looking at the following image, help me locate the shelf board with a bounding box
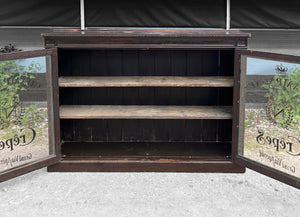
[60,105,232,119]
[59,76,234,87]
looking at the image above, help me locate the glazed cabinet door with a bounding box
[0,49,59,182]
[233,50,300,189]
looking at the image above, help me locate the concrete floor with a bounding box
[0,168,299,217]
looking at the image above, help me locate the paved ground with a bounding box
[0,168,299,217]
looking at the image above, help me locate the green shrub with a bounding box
[262,66,300,129]
[0,60,41,129]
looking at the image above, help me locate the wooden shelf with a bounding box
[60,105,232,119]
[59,76,234,87]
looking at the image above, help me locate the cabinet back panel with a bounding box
[61,142,231,157]
[219,50,234,76]
[58,48,234,158]
[59,87,233,105]
[58,49,234,76]
[60,119,232,142]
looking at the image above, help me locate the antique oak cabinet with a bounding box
[0,29,299,189]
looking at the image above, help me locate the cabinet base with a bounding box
[48,159,245,173]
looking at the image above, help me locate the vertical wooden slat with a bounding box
[107,50,122,75]
[58,50,72,76]
[123,50,139,76]
[220,50,234,76]
[106,120,123,141]
[138,87,155,105]
[142,120,156,141]
[155,50,171,75]
[98,87,109,105]
[153,120,169,141]
[219,87,233,105]
[72,50,90,76]
[170,88,186,105]
[90,50,107,75]
[123,120,143,141]
[122,87,138,105]
[107,87,124,105]
[218,120,232,142]
[186,87,216,105]
[155,87,170,105]
[171,50,187,76]
[74,120,91,141]
[90,120,107,142]
[171,50,186,107]
[202,51,219,75]
[187,50,203,76]
[201,120,218,141]
[139,50,155,76]
[60,119,74,141]
[184,120,202,142]
[168,120,186,141]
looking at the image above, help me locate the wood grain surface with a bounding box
[59,76,234,87]
[60,105,232,119]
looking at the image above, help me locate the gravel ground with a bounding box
[0,168,299,217]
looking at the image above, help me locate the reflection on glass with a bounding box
[0,57,50,172]
[241,56,300,178]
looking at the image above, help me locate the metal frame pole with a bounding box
[226,0,230,30]
[80,0,85,30]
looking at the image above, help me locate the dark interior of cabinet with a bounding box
[58,49,234,160]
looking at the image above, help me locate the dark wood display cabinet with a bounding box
[0,29,299,189]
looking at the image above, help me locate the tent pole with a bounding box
[80,0,85,30]
[226,0,230,30]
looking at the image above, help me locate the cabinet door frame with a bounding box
[0,48,60,183]
[233,49,300,189]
